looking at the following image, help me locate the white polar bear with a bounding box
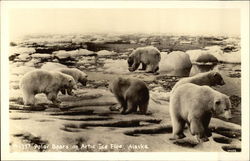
[127,46,161,73]
[20,69,77,106]
[109,77,149,115]
[169,83,232,143]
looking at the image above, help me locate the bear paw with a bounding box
[195,135,209,143]
[169,133,186,140]
[52,99,61,106]
[128,67,136,72]
[121,110,130,115]
[109,104,122,111]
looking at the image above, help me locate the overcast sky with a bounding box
[9,8,240,39]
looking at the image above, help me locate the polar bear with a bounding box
[127,46,161,73]
[56,68,88,95]
[171,71,225,92]
[20,69,77,106]
[169,83,232,143]
[109,77,149,115]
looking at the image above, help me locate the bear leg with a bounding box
[190,118,209,143]
[146,64,157,73]
[145,65,153,73]
[129,62,140,72]
[170,117,186,140]
[47,92,61,106]
[139,63,147,70]
[124,100,137,114]
[66,88,74,96]
[154,66,159,73]
[139,102,148,115]
[202,113,212,137]
[115,96,127,114]
[22,90,35,106]
[60,89,66,95]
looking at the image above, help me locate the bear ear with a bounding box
[211,71,217,77]
[117,77,127,85]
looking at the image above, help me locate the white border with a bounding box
[1,1,249,161]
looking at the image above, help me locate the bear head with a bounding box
[213,95,232,120]
[209,71,225,86]
[127,56,134,67]
[79,78,87,86]
[127,54,140,72]
[79,73,88,86]
[109,77,130,93]
[66,76,77,90]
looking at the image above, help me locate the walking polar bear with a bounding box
[127,46,161,73]
[109,77,149,115]
[169,83,232,143]
[20,69,77,106]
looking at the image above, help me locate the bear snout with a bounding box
[224,110,232,120]
[220,79,225,85]
[73,84,77,90]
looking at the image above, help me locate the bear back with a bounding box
[171,83,231,115]
[172,71,225,92]
[51,71,77,88]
